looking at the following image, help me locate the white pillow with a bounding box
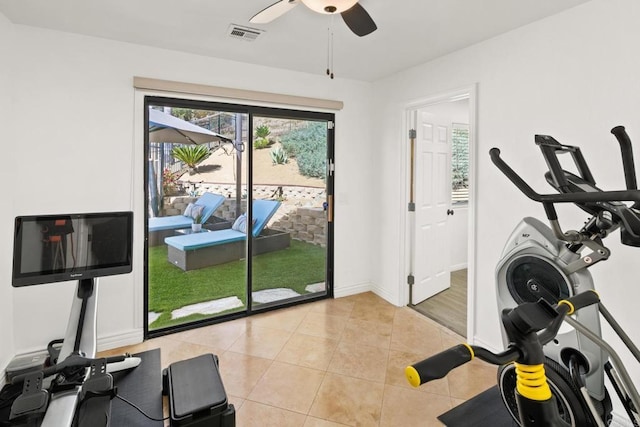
[231,213,248,233]
[184,203,204,221]
[183,202,195,217]
[231,213,256,233]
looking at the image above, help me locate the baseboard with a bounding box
[333,281,372,299]
[370,282,402,306]
[450,263,467,271]
[96,329,144,352]
[334,281,402,307]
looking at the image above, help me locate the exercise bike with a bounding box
[407,126,640,426]
[4,278,142,427]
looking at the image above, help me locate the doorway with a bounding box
[405,88,475,338]
[144,97,334,336]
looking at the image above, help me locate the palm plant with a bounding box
[171,145,211,175]
[255,125,271,139]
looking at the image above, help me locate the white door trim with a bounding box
[398,84,478,341]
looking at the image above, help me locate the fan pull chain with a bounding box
[326,26,331,77]
[330,30,334,79]
[326,15,335,79]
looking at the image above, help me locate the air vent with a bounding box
[227,24,264,42]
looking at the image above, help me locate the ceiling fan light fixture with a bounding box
[300,0,358,14]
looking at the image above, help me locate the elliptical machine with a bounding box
[492,126,640,426]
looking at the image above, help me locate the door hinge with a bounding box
[327,121,335,130]
[407,274,415,285]
[328,160,335,176]
[409,129,416,139]
[408,203,415,212]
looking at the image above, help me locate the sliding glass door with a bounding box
[144,97,333,336]
[249,115,332,310]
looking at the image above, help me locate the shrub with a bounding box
[280,122,327,179]
[296,144,325,178]
[162,168,179,195]
[171,145,211,174]
[270,146,288,165]
[254,137,270,149]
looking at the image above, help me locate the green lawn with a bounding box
[148,239,326,329]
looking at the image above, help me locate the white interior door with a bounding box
[411,108,452,304]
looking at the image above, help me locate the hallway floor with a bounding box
[412,269,468,337]
[99,292,496,426]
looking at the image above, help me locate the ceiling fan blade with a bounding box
[250,0,299,24]
[341,3,377,37]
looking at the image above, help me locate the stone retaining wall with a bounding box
[273,206,327,247]
[184,183,326,205]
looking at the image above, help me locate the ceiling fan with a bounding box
[250,0,377,37]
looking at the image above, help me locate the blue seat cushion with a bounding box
[164,199,282,251]
[149,215,193,232]
[165,229,246,251]
[148,192,225,232]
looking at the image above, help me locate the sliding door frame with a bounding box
[144,96,335,338]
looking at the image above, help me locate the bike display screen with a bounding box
[12,211,133,287]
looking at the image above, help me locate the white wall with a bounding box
[373,0,640,366]
[0,12,15,378]
[418,99,469,125]
[4,22,374,355]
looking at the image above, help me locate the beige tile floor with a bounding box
[99,292,497,426]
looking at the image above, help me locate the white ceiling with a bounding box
[0,0,591,82]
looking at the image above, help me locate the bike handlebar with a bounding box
[489,148,640,204]
[10,354,126,385]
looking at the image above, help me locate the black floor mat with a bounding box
[110,349,164,426]
[438,386,518,427]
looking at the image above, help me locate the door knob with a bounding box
[447,209,454,216]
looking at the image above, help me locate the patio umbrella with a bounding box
[148,159,160,217]
[148,108,231,144]
[148,108,232,217]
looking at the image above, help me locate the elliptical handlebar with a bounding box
[405,343,519,388]
[611,126,638,191]
[489,147,640,205]
[492,127,640,246]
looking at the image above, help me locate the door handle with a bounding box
[447,209,454,216]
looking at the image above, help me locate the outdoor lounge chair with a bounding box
[164,199,290,271]
[148,192,226,246]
